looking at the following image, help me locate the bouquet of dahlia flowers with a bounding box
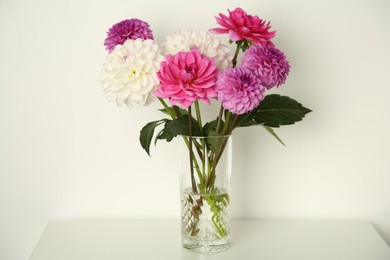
[100,7,311,245]
[101,7,311,148]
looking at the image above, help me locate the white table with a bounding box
[29,220,390,260]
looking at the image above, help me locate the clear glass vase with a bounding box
[179,135,232,252]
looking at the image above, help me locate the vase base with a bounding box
[182,237,229,253]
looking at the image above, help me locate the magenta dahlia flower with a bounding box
[241,45,290,89]
[154,49,218,109]
[216,67,265,115]
[209,7,275,46]
[104,18,154,52]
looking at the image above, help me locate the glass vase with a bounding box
[179,135,232,252]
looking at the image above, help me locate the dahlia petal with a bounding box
[130,78,141,91]
[164,87,181,95]
[104,19,154,52]
[228,30,243,41]
[205,88,217,97]
[162,30,232,70]
[241,45,290,89]
[181,100,193,109]
[124,98,134,109]
[184,90,195,96]
[193,78,215,89]
[235,18,245,26]
[100,39,162,108]
[155,48,218,108]
[116,87,131,106]
[201,64,218,78]
[199,98,211,105]
[169,98,181,106]
[131,93,143,101]
[211,8,275,45]
[215,14,232,27]
[215,67,265,115]
[153,88,165,98]
[186,51,196,65]
[196,59,212,76]
[239,26,251,35]
[209,28,229,34]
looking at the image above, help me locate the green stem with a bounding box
[206,111,233,190]
[186,40,243,240]
[207,114,238,190]
[214,116,238,167]
[207,42,241,184]
[159,99,204,192]
[194,101,209,182]
[188,106,197,194]
[232,41,242,68]
[227,114,239,135]
[212,115,239,179]
[158,98,176,119]
[221,111,232,135]
[194,101,203,134]
[215,105,224,134]
[172,106,181,118]
[202,141,207,182]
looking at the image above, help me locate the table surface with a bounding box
[29,219,390,260]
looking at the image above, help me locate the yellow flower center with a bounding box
[129,67,140,79]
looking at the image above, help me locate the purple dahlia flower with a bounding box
[104,18,154,52]
[216,67,265,115]
[241,45,290,89]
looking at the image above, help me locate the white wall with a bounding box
[1,0,389,259]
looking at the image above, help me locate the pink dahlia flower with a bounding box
[216,67,265,115]
[210,7,275,46]
[241,45,290,89]
[154,49,218,109]
[104,18,154,53]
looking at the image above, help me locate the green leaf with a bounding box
[254,94,312,127]
[206,130,221,153]
[154,129,164,146]
[203,119,225,135]
[238,120,258,127]
[203,120,216,135]
[241,40,251,52]
[159,105,188,117]
[263,125,286,146]
[235,39,251,52]
[139,120,166,156]
[154,128,175,146]
[236,110,258,128]
[163,115,202,137]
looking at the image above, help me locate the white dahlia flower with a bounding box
[100,39,164,108]
[161,30,232,70]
